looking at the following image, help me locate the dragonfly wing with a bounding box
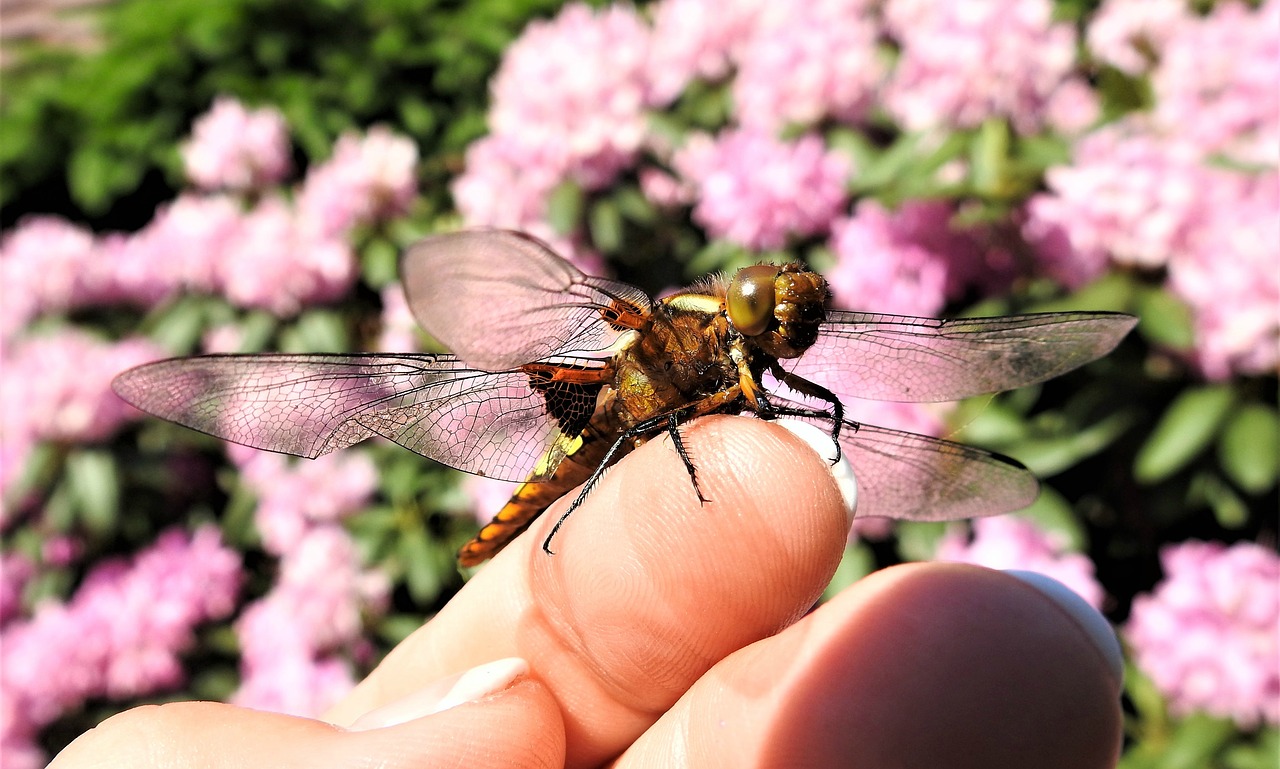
[840,422,1040,522]
[400,229,652,371]
[788,311,1137,403]
[112,353,603,482]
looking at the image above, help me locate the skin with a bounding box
[49,416,1123,769]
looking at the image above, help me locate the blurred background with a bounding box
[1,0,1276,766]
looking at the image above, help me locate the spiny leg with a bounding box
[762,364,847,462]
[541,406,718,556]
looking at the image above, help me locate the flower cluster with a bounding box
[181,97,292,192]
[1025,0,1278,378]
[221,445,385,716]
[1125,541,1279,728]
[232,526,388,717]
[453,3,654,234]
[673,129,850,250]
[1,330,165,510]
[731,0,882,132]
[229,445,379,556]
[1,99,419,339]
[827,199,1007,317]
[0,527,241,768]
[882,0,1087,134]
[935,515,1105,609]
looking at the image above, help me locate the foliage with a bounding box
[1,0,1276,766]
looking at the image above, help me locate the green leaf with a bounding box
[361,237,401,288]
[1134,385,1236,484]
[280,310,349,353]
[822,543,875,601]
[1015,486,1085,550]
[546,180,584,236]
[1136,287,1195,350]
[1009,410,1137,477]
[66,450,120,534]
[399,526,441,603]
[588,198,624,254]
[147,295,217,354]
[1162,713,1235,769]
[1218,403,1279,494]
[895,520,951,562]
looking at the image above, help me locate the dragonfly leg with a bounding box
[542,399,731,556]
[760,364,847,463]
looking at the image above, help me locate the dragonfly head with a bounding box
[725,264,829,359]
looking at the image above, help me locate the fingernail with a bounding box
[350,657,528,730]
[1004,570,1124,687]
[774,419,858,523]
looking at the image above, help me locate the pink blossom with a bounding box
[1,331,165,509]
[232,447,378,556]
[0,551,34,627]
[217,196,357,317]
[378,283,421,353]
[1151,0,1280,166]
[464,475,521,527]
[0,217,98,340]
[452,134,564,230]
[0,526,241,764]
[732,0,883,132]
[454,2,653,228]
[673,129,850,250]
[181,97,292,192]
[1022,122,1218,280]
[1167,172,1280,379]
[297,126,419,238]
[1087,0,1190,75]
[826,199,1009,316]
[126,193,244,297]
[647,0,765,104]
[232,526,387,717]
[1126,540,1279,728]
[883,0,1079,134]
[936,516,1105,609]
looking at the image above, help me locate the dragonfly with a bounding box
[113,229,1137,566]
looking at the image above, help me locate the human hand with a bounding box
[51,416,1123,768]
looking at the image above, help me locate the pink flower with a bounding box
[452,134,564,230]
[883,0,1079,134]
[377,283,420,353]
[216,196,357,317]
[673,129,850,250]
[1,331,165,509]
[181,97,292,192]
[488,3,652,191]
[232,447,378,556]
[297,126,419,238]
[1022,122,1218,281]
[1167,172,1280,379]
[0,551,34,627]
[0,217,97,340]
[826,199,1009,316]
[1125,540,1279,728]
[0,526,241,764]
[647,0,765,104]
[1087,0,1190,75]
[1151,0,1280,166]
[232,526,387,717]
[127,193,244,297]
[732,0,883,132]
[935,516,1105,609]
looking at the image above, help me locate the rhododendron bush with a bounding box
[2,0,1276,765]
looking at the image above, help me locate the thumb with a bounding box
[51,659,564,769]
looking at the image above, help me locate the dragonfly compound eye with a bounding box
[726,264,780,337]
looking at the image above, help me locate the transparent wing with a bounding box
[400,229,652,371]
[787,311,1137,403]
[112,353,605,482]
[838,421,1039,521]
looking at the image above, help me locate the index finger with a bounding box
[326,415,851,767]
